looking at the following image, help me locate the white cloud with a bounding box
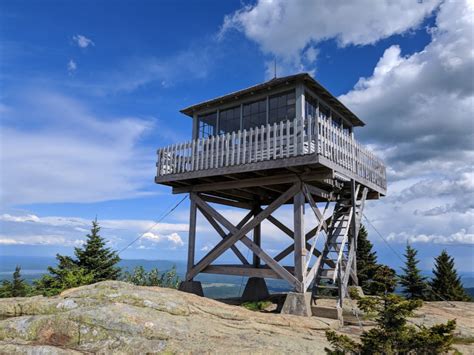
[220,0,440,75]
[140,232,184,248]
[332,0,474,252]
[0,212,187,250]
[388,229,474,245]
[72,34,94,48]
[67,59,77,74]
[0,234,84,246]
[0,89,155,205]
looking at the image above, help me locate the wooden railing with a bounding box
[156,117,387,190]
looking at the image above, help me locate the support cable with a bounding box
[117,195,188,256]
[362,213,456,307]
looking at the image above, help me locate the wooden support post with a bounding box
[350,179,358,284]
[186,193,197,280]
[293,190,306,292]
[253,207,261,268]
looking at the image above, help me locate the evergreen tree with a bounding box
[325,293,457,354]
[11,266,28,297]
[74,219,121,282]
[399,243,428,299]
[34,219,121,296]
[0,266,30,297]
[356,225,379,294]
[368,264,397,296]
[430,250,470,301]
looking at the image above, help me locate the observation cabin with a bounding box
[155,73,386,320]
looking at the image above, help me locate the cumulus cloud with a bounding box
[0,212,187,250]
[142,232,184,248]
[331,0,474,250]
[0,89,155,205]
[340,0,473,172]
[220,0,440,75]
[72,34,95,48]
[388,229,474,245]
[0,234,84,246]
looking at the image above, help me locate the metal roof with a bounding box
[180,73,365,127]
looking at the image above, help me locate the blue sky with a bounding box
[0,0,473,273]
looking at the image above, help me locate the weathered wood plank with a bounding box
[187,184,301,283]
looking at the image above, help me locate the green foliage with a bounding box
[399,243,428,300]
[0,266,31,298]
[356,225,397,296]
[429,250,470,301]
[242,300,272,311]
[34,266,95,296]
[34,219,120,296]
[325,293,457,354]
[74,219,121,282]
[121,266,180,289]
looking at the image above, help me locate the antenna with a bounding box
[274,58,277,79]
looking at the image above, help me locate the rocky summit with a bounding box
[0,281,335,354]
[0,281,473,354]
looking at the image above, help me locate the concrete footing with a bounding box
[241,277,270,302]
[280,292,312,317]
[178,280,204,296]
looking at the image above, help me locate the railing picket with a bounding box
[224,133,229,166]
[254,126,259,161]
[273,122,277,159]
[156,115,386,191]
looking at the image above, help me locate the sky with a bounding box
[0,0,473,273]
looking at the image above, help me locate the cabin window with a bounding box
[343,123,351,135]
[198,111,217,138]
[243,99,266,130]
[319,104,330,121]
[305,95,318,120]
[268,90,296,124]
[332,114,342,128]
[219,106,241,134]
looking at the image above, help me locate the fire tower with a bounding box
[155,73,386,319]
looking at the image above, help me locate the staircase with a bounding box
[310,181,368,321]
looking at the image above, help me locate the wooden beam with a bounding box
[253,207,261,267]
[197,205,250,265]
[202,264,280,279]
[186,193,197,280]
[305,184,333,201]
[172,171,331,194]
[293,191,306,292]
[303,184,329,233]
[199,194,253,209]
[188,184,301,286]
[267,214,294,238]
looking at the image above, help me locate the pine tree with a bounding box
[325,293,457,354]
[11,266,28,297]
[74,219,121,282]
[399,243,428,300]
[430,250,470,301]
[0,266,29,297]
[356,225,379,293]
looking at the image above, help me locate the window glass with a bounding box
[268,90,295,124]
[332,114,342,128]
[305,94,318,119]
[319,104,330,121]
[198,111,217,138]
[243,98,267,130]
[219,106,241,134]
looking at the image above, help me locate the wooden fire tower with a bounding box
[155,73,386,318]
